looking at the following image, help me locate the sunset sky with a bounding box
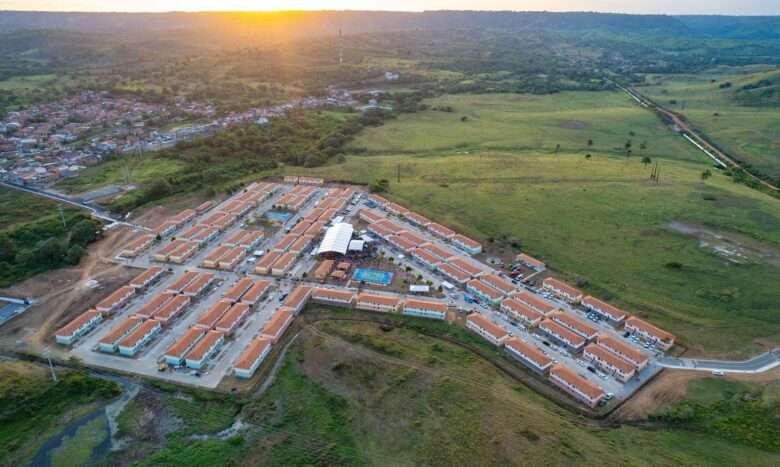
[1,1,779,15]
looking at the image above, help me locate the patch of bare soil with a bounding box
[613,367,780,422]
[559,119,590,130]
[0,228,141,355]
[610,370,698,422]
[128,194,219,229]
[666,221,780,267]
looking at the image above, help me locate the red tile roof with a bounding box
[56,309,100,338]
[404,298,448,313]
[539,319,586,347]
[582,296,627,321]
[234,337,272,371]
[584,344,636,374]
[313,287,355,302]
[166,327,206,359]
[597,334,648,366]
[505,337,552,368]
[550,364,604,400]
[186,330,224,361]
[466,279,503,300]
[100,316,142,346]
[626,317,675,343]
[466,313,508,340]
[514,291,557,315]
[357,292,401,307]
[543,277,583,299]
[550,311,598,338]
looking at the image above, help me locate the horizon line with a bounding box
[1,9,779,17]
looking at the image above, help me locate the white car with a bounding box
[711,370,725,376]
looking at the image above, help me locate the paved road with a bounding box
[617,84,779,193]
[658,348,780,374]
[0,181,147,230]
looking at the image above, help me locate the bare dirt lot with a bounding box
[612,367,780,422]
[0,226,141,356]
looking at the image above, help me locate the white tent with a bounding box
[316,223,354,256]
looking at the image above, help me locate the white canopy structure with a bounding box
[316,223,354,256]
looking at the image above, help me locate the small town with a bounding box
[0,88,358,186]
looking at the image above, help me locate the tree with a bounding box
[369,178,390,193]
[701,169,712,180]
[65,244,85,265]
[587,138,593,147]
[0,234,15,263]
[641,156,652,167]
[30,238,66,267]
[70,219,98,246]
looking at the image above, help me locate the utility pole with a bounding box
[58,205,67,229]
[42,347,57,382]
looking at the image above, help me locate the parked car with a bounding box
[587,366,596,373]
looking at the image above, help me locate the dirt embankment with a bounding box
[612,366,780,422]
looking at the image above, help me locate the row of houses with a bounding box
[541,277,675,350]
[464,313,605,407]
[231,284,446,380]
[202,245,247,271]
[275,184,318,211]
[153,208,198,239]
[164,327,226,369]
[366,197,483,255]
[162,277,276,370]
[364,214,494,292]
[54,266,170,345]
[232,285,313,379]
[310,287,449,320]
[118,234,156,258]
[153,239,199,264]
[254,220,327,276]
[283,175,325,186]
[95,270,220,357]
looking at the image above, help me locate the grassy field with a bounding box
[350,91,705,163]
[293,150,780,356]
[0,186,79,230]
[55,156,187,195]
[111,310,780,466]
[640,67,780,181]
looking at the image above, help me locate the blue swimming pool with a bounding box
[353,268,393,286]
[265,211,293,223]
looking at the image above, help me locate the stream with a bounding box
[27,378,139,467]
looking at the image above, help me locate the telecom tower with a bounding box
[339,28,343,65]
